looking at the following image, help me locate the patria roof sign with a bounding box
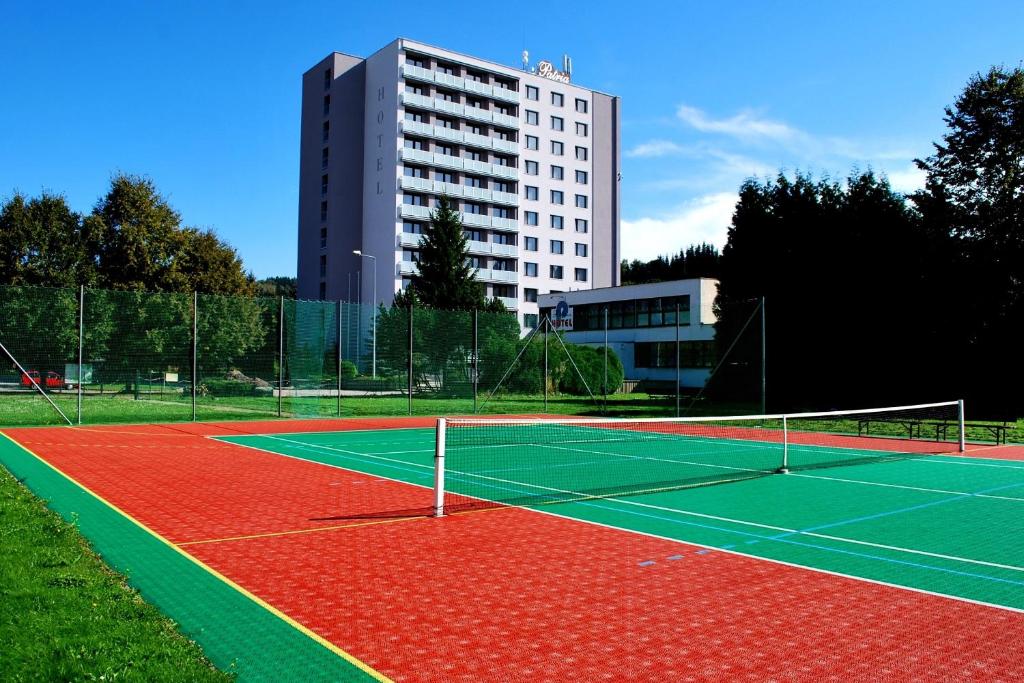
[537,60,571,84]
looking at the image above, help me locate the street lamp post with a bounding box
[353,250,377,378]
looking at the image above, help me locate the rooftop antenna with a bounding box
[563,54,573,77]
[522,50,529,71]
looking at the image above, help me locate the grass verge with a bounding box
[0,464,232,682]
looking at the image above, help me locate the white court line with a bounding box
[789,472,1024,502]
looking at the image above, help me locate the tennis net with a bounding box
[432,400,964,515]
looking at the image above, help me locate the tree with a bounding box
[0,192,97,287]
[621,243,721,284]
[408,196,490,310]
[912,66,1024,415]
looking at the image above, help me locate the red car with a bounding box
[20,370,63,389]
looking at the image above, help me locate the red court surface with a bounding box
[6,420,1024,681]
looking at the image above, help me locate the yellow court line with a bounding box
[178,516,425,547]
[0,431,394,683]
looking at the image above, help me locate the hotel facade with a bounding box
[297,38,621,330]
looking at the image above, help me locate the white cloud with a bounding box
[626,139,687,158]
[883,164,927,193]
[621,192,737,262]
[676,104,799,143]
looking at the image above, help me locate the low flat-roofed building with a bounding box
[538,278,718,388]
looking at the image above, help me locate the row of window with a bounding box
[404,137,516,166]
[405,84,517,124]
[634,341,716,369]
[404,194,515,218]
[524,86,588,114]
[523,136,589,160]
[521,238,588,256]
[524,213,589,232]
[558,296,693,331]
[525,187,588,207]
[405,111,516,141]
[404,166,516,192]
[523,111,587,136]
[522,263,588,281]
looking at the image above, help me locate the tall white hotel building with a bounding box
[297,38,621,330]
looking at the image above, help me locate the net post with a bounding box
[543,317,548,412]
[191,291,198,422]
[958,399,966,452]
[472,309,478,414]
[777,414,790,473]
[77,284,84,425]
[433,417,446,517]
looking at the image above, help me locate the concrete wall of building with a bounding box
[591,92,621,289]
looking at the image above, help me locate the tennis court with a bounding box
[3,402,1023,680]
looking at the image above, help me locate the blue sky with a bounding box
[2,1,1021,277]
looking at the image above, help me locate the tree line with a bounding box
[713,66,1023,417]
[621,243,721,285]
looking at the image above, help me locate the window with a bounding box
[550,215,564,229]
[576,122,588,137]
[551,190,564,205]
[405,110,427,122]
[526,85,539,101]
[403,222,424,234]
[524,288,538,303]
[634,341,714,369]
[320,201,327,221]
[551,165,564,180]
[465,149,483,161]
[321,174,328,196]
[466,70,483,83]
[526,110,539,125]
[436,117,455,129]
[322,121,329,142]
[576,170,588,184]
[525,160,539,175]
[493,181,513,193]
[465,175,484,188]
[551,116,564,131]
[525,236,538,251]
[404,194,428,206]
[550,265,564,279]
[465,229,485,242]
[464,202,484,214]
[575,218,588,233]
[437,171,455,183]
[321,147,328,168]
[550,240,564,254]
[468,124,485,135]
[575,146,588,161]
[525,262,538,277]
[438,62,457,75]
[438,90,457,102]
[324,68,332,90]
[575,98,588,113]
[406,55,426,68]
[319,281,327,300]
[496,129,513,141]
[493,155,511,167]
[551,141,564,155]
[525,135,539,150]
[406,83,427,95]
[525,185,539,200]
[575,194,588,208]
[575,243,587,257]
[575,268,588,282]
[467,256,484,269]
[319,254,327,278]
[323,95,330,115]
[551,92,564,106]
[493,207,512,219]
[493,232,515,245]
[524,313,539,329]
[320,227,327,248]
[525,211,538,226]
[405,138,427,150]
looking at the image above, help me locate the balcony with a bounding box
[400,64,520,104]
[496,296,519,309]
[399,204,432,221]
[475,267,518,284]
[401,120,519,156]
[398,202,518,232]
[398,261,419,276]
[400,92,520,132]
[399,147,519,182]
[400,232,518,259]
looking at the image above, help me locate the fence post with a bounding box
[473,309,479,414]
[761,296,767,415]
[336,299,343,417]
[958,399,966,452]
[543,317,548,412]
[408,302,414,416]
[675,302,681,418]
[192,291,198,421]
[77,285,84,425]
[278,296,284,418]
[603,306,608,414]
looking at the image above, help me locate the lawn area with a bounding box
[0,464,232,681]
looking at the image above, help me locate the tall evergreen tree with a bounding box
[408,196,488,310]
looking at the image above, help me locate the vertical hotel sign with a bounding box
[375,85,385,196]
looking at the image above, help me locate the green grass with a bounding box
[0,464,232,682]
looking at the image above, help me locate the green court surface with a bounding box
[220,427,1024,612]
